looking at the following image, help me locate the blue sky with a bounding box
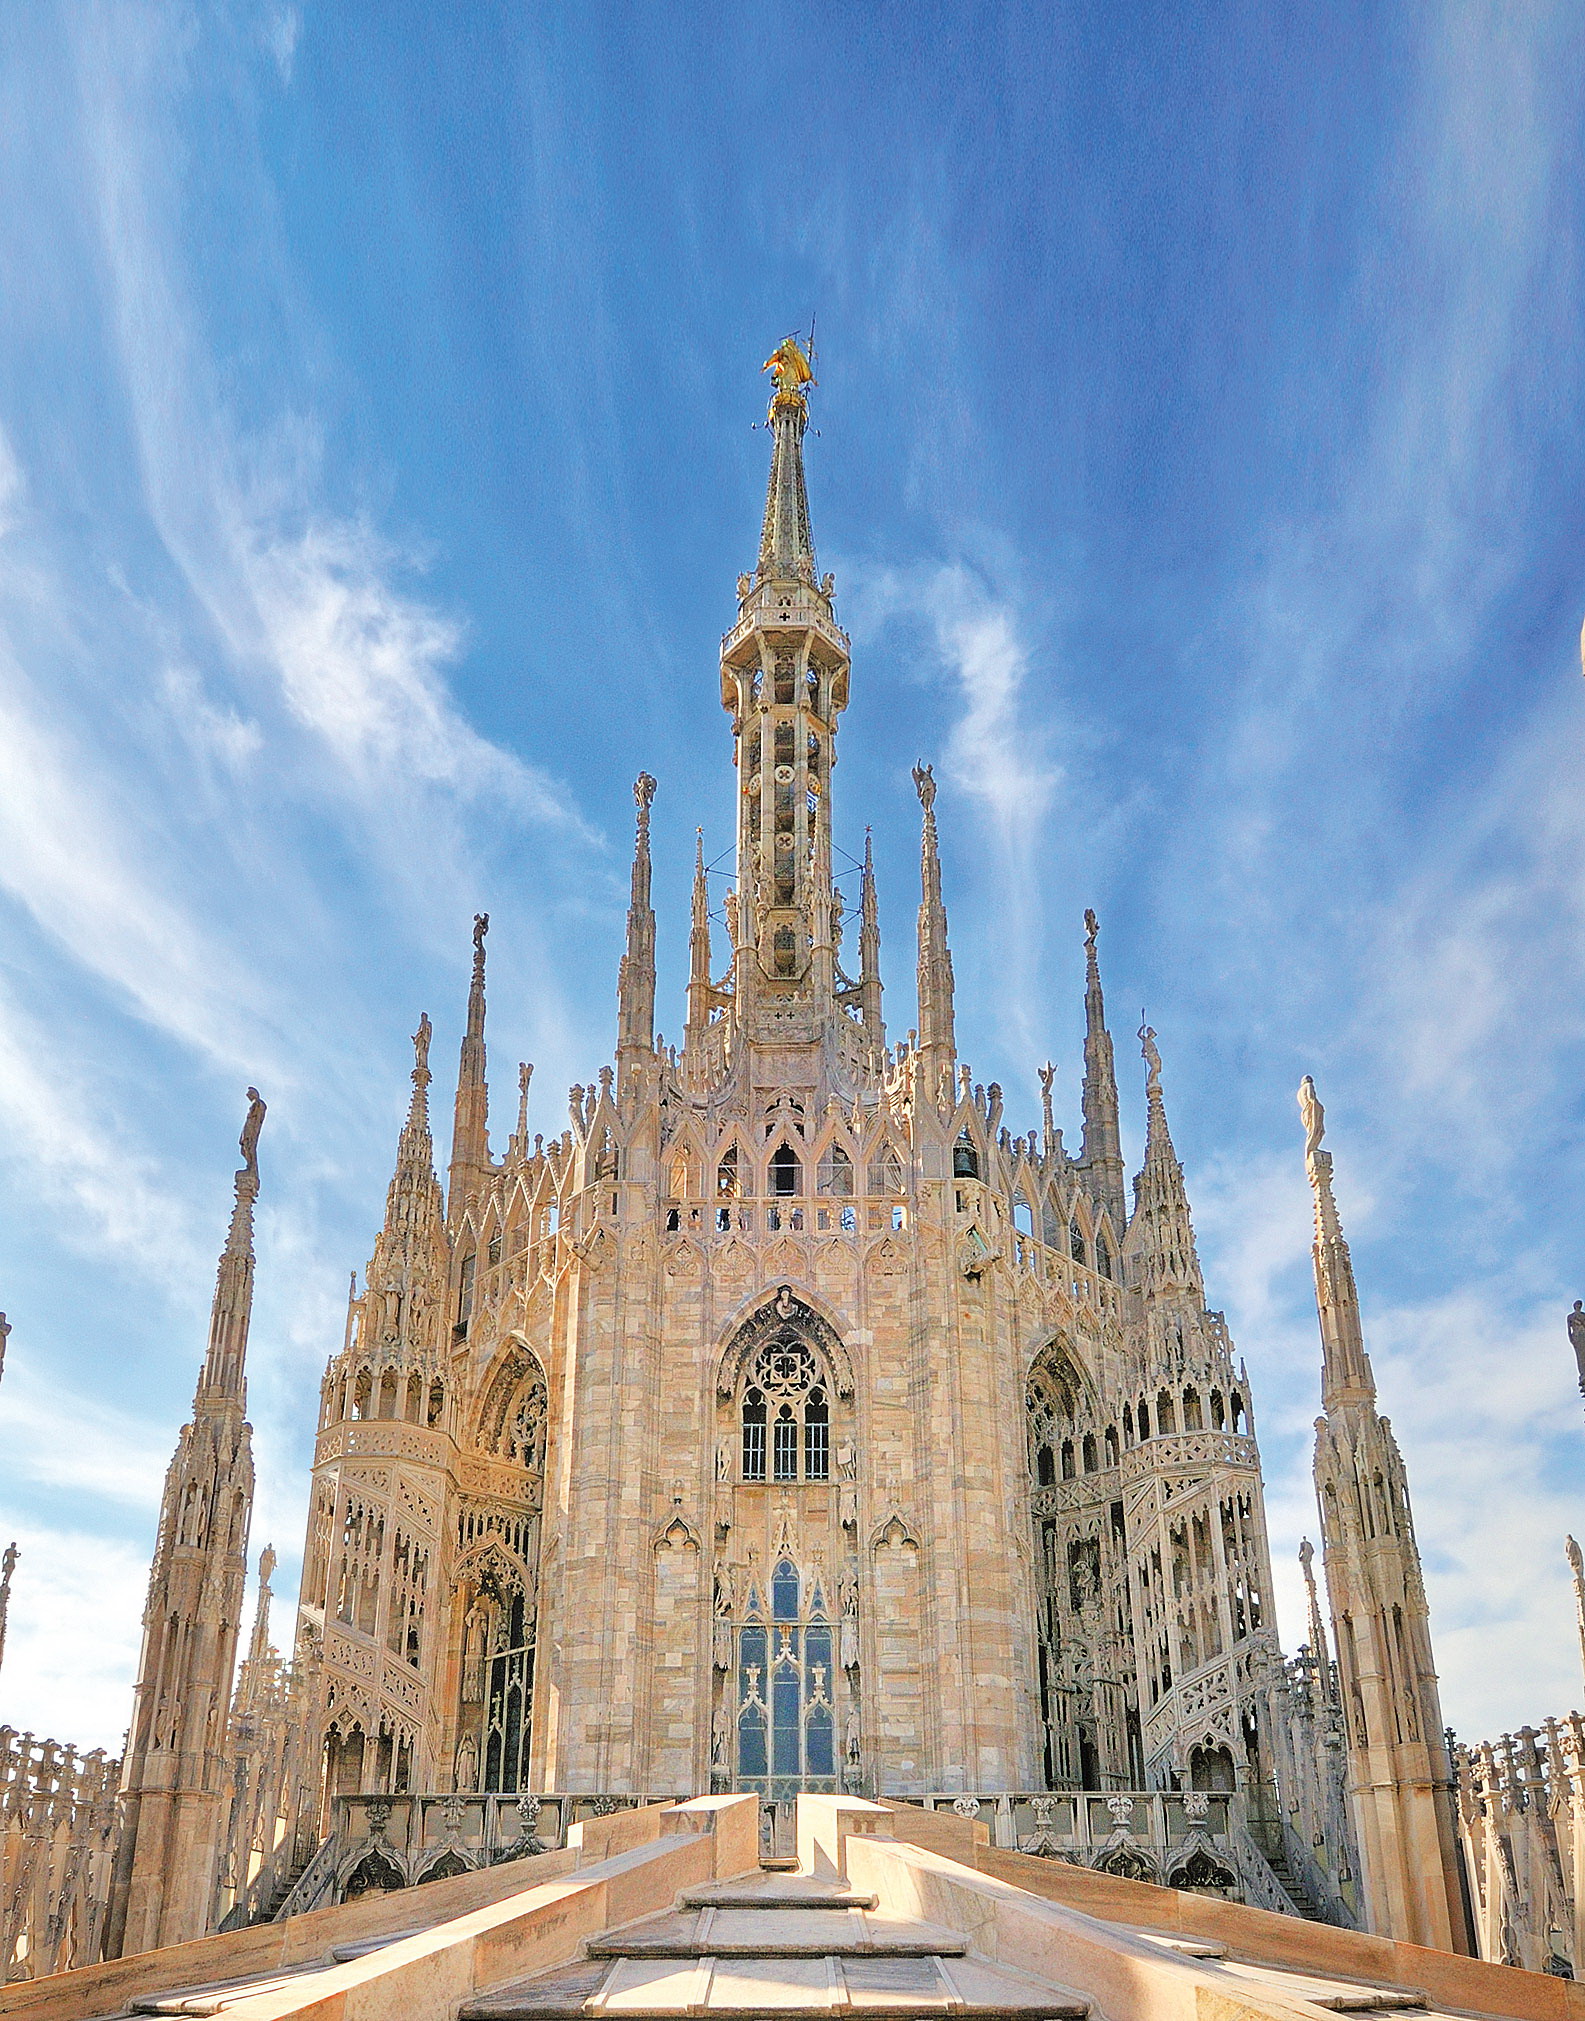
[1,1,1583,1756]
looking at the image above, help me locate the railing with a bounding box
[665,1196,908,1239]
[269,1792,690,1919]
[1273,1816,1358,1928]
[1228,1822,1300,1916]
[272,1832,342,1921]
[905,1787,1249,1900]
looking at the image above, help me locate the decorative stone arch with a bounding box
[811,1121,860,1197]
[862,1131,907,1196]
[453,1535,536,1600]
[715,1285,856,1401]
[1025,1336,1100,1442]
[1092,1837,1158,1883]
[417,1846,475,1885]
[1188,1740,1237,1792]
[472,1338,549,1465]
[1166,1839,1238,1894]
[339,1841,405,1900]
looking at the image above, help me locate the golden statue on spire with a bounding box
[763,335,815,414]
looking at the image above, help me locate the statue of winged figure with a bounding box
[762,336,815,404]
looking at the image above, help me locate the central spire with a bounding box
[758,337,817,583]
[714,341,852,1044]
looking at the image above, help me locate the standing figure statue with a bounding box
[239,1087,266,1183]
[1569,1300,1585,1398]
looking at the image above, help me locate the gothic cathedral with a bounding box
[105,341,1468,1958]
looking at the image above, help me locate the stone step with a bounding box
[683,1883,880,1912]
[463,1951,1089,2019]
[586,1909,968,1960]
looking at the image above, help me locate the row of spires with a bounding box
[431,753,1214,1328]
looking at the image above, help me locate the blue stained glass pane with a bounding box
[772,1675,801,1774]
[806,1706,834,1776]
[806,1625,832,1678]
[739,1624,766,1699]
[772,1560,799,1622]
[738,1707,767,1778]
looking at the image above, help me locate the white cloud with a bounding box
[264,7,300,86]
[0,1518,148,1752]
[844,556,1061,1055]
[0,1363,169,1512]
[0,979,207,1284]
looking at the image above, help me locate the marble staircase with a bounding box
[461,1871,1091,2020]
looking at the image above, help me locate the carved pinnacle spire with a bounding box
[1298,1076,1376,1410]
[757,337,818,585]
[1078,909,1126,1236]
[913,764,955,1084]
[247,1545,275,1672]
[365,1017,447,1362]
[1123,1024,1203,1305]
[511,1061,534,1160]
[0,1540,16,1684]
[685,827,714,1052]
[858,827,884,1051]
[1299,1537,1331,1669]
[199,1088,266,1400]
[1039,1062,1057,1157]
[618,774,658,1077]
[448,913,492,1223]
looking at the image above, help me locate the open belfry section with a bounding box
[7,1796,1579,2021]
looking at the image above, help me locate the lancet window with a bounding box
[769,1143,802,1196]
[867,1145,904,1195]
[734,1558,838,1804]
[817,1143,854,1195]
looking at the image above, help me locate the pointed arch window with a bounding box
[770,1142,802,1196]
[867,1144,905,1195]
[1069,1219,1087,1265]
[1095,1232,1112,1280]
[952,1131,979,1179]
[817,1142,854,1195]
[717,1144,741,1197]
[740,1336,829,1482]
[735,1560,837,1800]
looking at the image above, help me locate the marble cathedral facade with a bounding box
[99,343,1472,1960]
